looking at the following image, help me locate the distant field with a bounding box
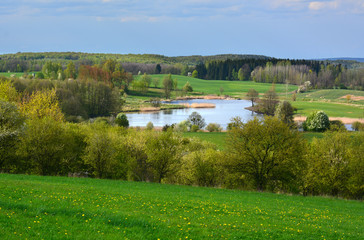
[297,89,364,104]
[134,74,298,97]
[292,101,364,118]
[1,174,363,240]
[0,72,38,78]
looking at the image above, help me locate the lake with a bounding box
[125,99,262,129]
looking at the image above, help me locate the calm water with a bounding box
[125,99,262,129]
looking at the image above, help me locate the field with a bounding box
[134,74,298,97]
[0,174,363,240]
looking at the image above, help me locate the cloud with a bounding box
[308,1,338,11]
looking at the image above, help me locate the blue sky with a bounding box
[1,0,364,59]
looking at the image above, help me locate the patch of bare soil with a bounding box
[340,95,364,101]
[294,116,364,124]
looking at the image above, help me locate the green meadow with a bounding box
[0,174,363,240]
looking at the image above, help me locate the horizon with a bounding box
[1,1,364,59]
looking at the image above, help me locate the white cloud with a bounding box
[308,1,338,11]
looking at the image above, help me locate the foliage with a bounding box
[246,88,259,107]
[227,116,305,191]
[146,130,182,183]
[162,74,174,99]
[259,87,279,115]
[155,64,162,74]
[174,120,191,132]
[206,123,222,132]
[304,132,363,198]
[146,121,154,130]
[0,81,19,102]
[17,118,66,175]
[192,70,198,78]
[0,100,25,171]
[20,89,64,121]
[187,112,206,129]
[115,113,129,128]
[274,101,295,125]
[150,97,161,107]
[182,81,193,93]
[303,111,330,132]
[352,121,364,131]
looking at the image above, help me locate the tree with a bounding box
[140,73,152,88]
[18,118,66,175]
[305,132,353,197]
[183,81,193,93]
[260,87,279,115]
[83,122,118,178]
[192,70,198,78]
[155,64,161,74]
[274,101,295,125]
[0,81,18,102]
[303,111,330,132]
[153,77,160,88]
[163,74,174,99]
[146,130,181,183]
[64,62,77,79]
[187,112,206,129]
[20,89,64,122]
[246,89,259,107]
[115,113,129,128]
[0,100,25,171]
[227,116,305,191]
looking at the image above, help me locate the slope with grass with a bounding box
[0,174,363,240]
[134,74,297,98]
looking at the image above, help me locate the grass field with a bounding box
[134,74,298,98]
[0,174,362,240]
[292,101,364,118]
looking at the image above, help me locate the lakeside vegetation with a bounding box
[1,174,363,240]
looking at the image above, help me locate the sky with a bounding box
[1,0,364,59]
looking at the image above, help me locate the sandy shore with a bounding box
[294,116,364,124]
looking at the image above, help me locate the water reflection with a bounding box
[125,99,262,129]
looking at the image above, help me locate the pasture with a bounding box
[0,174,363,240]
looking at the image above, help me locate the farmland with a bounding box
[0,174,363,240]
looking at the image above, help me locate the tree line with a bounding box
[1,81,363,200]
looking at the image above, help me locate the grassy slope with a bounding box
[0,174,363,240]
[134,74,298,97]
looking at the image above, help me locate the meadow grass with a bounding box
[0,174,363,240]
[134,74,298,97]
[292,101,364,118]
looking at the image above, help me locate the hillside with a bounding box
[0,52,271,66]
[0,174,363,240]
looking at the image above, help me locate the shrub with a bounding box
[115,113,129,128]
[190,125,199,132]
[206,123,222,132]
[187,112,206,129]
[352,121,364,131]
[146,121,154,130]
[303,111,330,132]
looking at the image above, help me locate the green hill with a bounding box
[0,174,363,240]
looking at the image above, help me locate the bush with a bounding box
[150,98,161,108]
[187,112,206,129]
[206,123,222,132]
[175,120,191,132]
[303,111,330,132]
[329,120,346,132]
[352,121,364,131]
[115,113,129,128]
[190,125,199,132]
[146,121,154,130]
